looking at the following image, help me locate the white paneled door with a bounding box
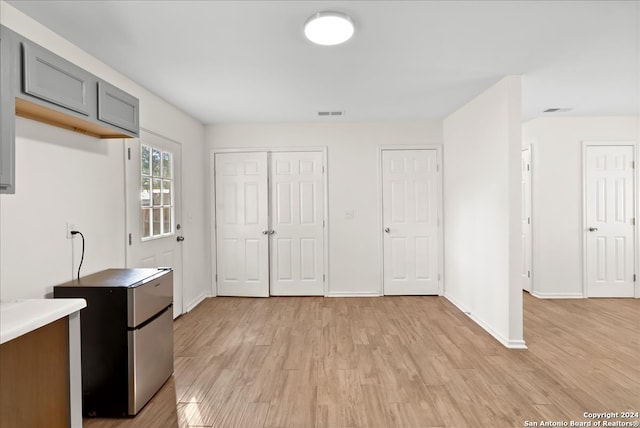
[214,151,325,297]
[270,152,324,295]
[522,148,532,292]
[382,149,439,295]
[125,131,184,318]
[215,152,270,297]
[585,145,636,297]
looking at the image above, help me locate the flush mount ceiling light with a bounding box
[304,11,355,46]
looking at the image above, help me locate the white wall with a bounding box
[205,121,442,295]
[0,2,209,309]
[443,76,525,348]
[522,116,640,298]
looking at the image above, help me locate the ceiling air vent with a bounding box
[543,108,572,113]
[318,111,344,117]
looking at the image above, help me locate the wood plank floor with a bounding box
[84,293,639,428]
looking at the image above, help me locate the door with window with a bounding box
[214,150,325,297]
[584,145,636,297]
[125,130,184,317]
[381,149,440,295]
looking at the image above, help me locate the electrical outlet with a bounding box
[67,221,77,239]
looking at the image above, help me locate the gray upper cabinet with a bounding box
[0,26,16,194]
[0,24,140,194]
[10,28,139,138]
[22,42,93,116]
[98,81,139,135]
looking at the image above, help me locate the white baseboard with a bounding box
[185,291,213,313]
[505,339,528,349]
[531,291,584,299]
[444,293,528,350]
[326,291,382,297]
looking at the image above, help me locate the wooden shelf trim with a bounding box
[15,97,130,139]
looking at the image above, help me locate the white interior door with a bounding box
[382,149,439,295]
[125,131,184,318]
[215,152,269,297]
[522,148,532,292]
[585,145,636,297]
[270,152,324,295]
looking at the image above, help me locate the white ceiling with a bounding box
[6,0,639,124]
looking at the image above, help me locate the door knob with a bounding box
[262,230,269,235]
[176,236,185,242]
[384,227,390,233]
[269,230,276,235]
[588,227,598,232]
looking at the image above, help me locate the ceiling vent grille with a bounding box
[543,108,572,113]
[318,111,344,117]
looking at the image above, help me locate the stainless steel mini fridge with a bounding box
[54,268,174,417]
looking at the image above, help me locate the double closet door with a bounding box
[214,151,325,297]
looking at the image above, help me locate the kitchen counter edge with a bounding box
[0,298,87,344]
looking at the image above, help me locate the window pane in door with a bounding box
[152,178,162,206]
[152,149,161,177]
[142,208,151,238]
[163,180,171,205]
[141,177,151,207]
[141,146,150,176]
[163,207,171,234]
[162,152,171,178]
[153,208,161,235]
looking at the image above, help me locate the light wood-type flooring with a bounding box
[84,293,639,428]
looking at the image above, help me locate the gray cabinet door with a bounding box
[97,81,139,135]
[22,42,93,116]
[0,27,15,194]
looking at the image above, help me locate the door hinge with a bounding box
[127,147,131,160]
[322,165,325,173]
[528,270,531,278]
[215,273,218,282]
[436,164,440,172]
[128,233,132,246]
[528,217,531,225]
[632,218,636,226]
[323,220,325,228]
[527,164,530,171]
[323,274,326,282]
[438,274,441,281]
[632,161,635,169]
[633,274,636,282]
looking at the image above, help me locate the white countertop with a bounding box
[0,299,86,344]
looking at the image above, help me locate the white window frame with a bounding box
[141,144,175,241]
